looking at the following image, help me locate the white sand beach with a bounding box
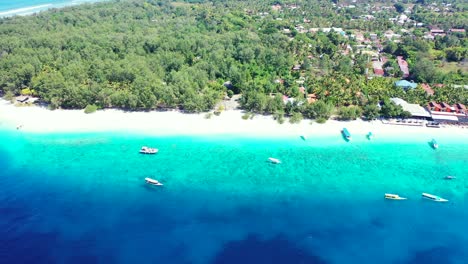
[0,99,467,140]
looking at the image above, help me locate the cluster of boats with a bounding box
[385,192,449,202]
[140,134,447,189]
[341,128,373,141]
[145,155,284,186]
[341,128,440,150]
[140,146,163,185]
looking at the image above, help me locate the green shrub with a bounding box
[277,115,285,124]
[214,105,224,116]
[316,117,327,124]
[289,112,303,124]
[205,112,213,119]
[84,104,98,114]
[3,91,15,103]
[242,112,251,120]
[337,106,362,120]
[274,111,285,124]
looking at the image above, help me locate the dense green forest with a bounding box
[0,0,466,121]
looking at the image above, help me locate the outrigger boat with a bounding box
[422,193,448,202]
[268,157,281,164]
[140,146,158,154]
[342,128,351,140]
[385,193,407,200]
[145,177,163,186]
[430,139,438,149]
[367,132,373,140]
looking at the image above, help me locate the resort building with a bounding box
[427,102,468,123]
[440,102,454,112]
[428,102,442,111]
[390,98,431,118]
[453,103,466,114]
[430,112,459,123]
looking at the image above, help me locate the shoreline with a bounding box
[0,0,109,18]
[0,99,467,140]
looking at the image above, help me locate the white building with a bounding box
[390,98,431,118]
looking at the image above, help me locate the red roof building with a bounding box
[421,83,435,95]
[397,56,409,78]
[428,102,441,111]
[453,103,466,114]
[306,94,317,104]
[440,102,453,112]
[450,29,465,33]
[373,68,384,76]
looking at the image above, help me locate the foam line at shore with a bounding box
[0,4,53,17]
[0,0,109,18]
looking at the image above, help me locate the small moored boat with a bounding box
[268,157,281,164]
[444,176,456,180]
[300,135,307,141]
[422,193,448,202]
[430,139,438,149]
[140,146,158,154]
[385,193,407,200]
[367,132,373,140]
[342,128,351,140]
[145,177,163,186]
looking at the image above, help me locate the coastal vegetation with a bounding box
[84,104,98,114]
[0,0,466,122]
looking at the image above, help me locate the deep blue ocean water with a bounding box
[0,0,108,17]
[0,129,467,264]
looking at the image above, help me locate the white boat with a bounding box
[422,193,448,202]
[145,177,163,186]
[268,157,281,164]
[444,176,456,180]
[140,146,158,154]
[385,193,407,200]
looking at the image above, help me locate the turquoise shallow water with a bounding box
[0,0,108,17]
[0,129,467,263]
